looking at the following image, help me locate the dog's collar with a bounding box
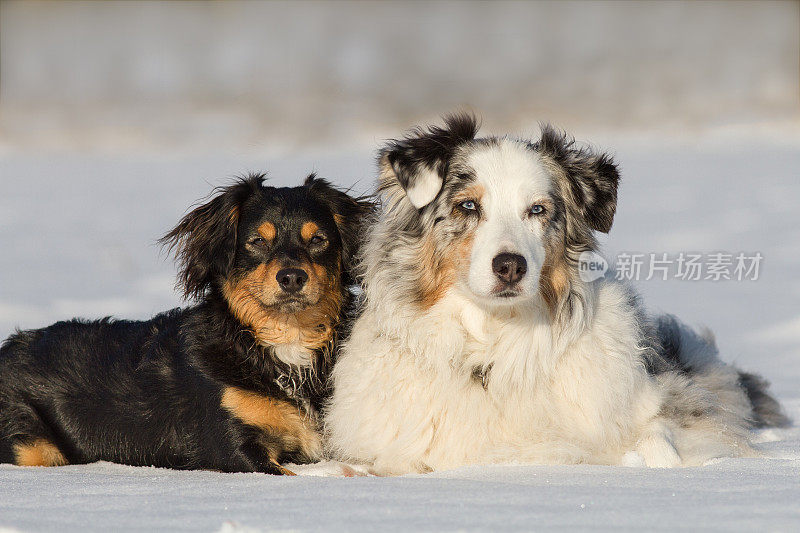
[470,364,493,391]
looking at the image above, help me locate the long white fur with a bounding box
[325,136,764,474]
[272,342,314,367]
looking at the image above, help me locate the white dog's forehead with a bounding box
[461,140,552,209]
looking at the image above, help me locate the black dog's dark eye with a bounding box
[310,234,327,245]
[250,237,268,247]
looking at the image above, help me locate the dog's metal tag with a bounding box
[471,364,492,391]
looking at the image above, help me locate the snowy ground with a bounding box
[1,131,799,531]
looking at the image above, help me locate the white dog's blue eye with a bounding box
[460,200,477,211]
[529,204,545,215]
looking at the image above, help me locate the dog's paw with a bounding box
[620,451,647,467]
[285,460,371,477]
[636,433,682,468]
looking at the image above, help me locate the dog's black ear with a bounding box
[304,175,374,280]
[537,125,620,233]
[379,112,479,209]
[160,175,263,300]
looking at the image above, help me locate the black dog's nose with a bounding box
[492,253,527,284]
[276,268,308,293]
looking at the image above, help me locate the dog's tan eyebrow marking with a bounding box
[452,183,485,203]
[257,222,276,241]
[301,221,320,241]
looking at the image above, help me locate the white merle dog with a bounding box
[324,114,788,474]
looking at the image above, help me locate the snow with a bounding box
[1,132,799,531]
[0,437,798,532]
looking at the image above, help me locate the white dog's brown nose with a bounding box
[492,253,527,284]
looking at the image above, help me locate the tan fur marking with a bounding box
[416,232,475,309]
[452,183,485,205]
[310,263,328,282]
[257,221,276,242]
[333,214,345,225]
[223,260,342,350]
[301,221,320,242]
[13,439,67,467]
[221,387,322,460]
[539,238,571,316]
[412,181,483,308]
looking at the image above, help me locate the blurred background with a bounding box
[1,0,799,393]
[1,0,798,152]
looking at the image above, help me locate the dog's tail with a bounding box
[653,314,791,429]
[737,371,791,428]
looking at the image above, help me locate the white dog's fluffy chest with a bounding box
[326,284,664,474]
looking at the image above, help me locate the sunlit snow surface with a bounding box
[1,135,798,531]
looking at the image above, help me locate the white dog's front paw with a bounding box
[285,460,371,477]
[620,451,647,467]
[635,433,682,468]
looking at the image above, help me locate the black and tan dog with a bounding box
[0,174,371,474]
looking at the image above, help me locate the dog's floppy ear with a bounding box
[537,125,620,233]
[304,175,374,280]
[379,113,479,209]
[160,175,263,300]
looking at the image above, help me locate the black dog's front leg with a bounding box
[233,424,296,475]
